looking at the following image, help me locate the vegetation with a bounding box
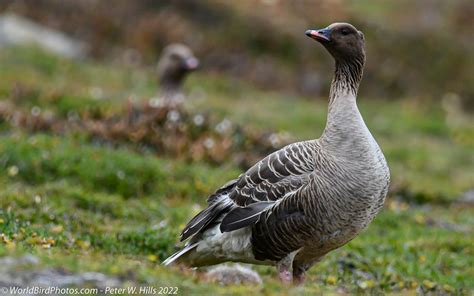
[3,0,473,103]
[0,47,473,295]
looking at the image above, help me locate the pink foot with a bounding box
[278,269,293,284]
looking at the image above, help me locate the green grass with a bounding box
[0,46,473,294]
[0,133,237,199]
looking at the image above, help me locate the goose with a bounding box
[156,43,199,104]
[163,23,390,284]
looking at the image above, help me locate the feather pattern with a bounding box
[180,140,318,241]
[220,201,274,232]
[230,141,319,205]
[162,241,198,266]
[180,195,233,241]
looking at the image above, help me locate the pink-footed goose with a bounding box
[156,43,199,103]
[163,23,390,284]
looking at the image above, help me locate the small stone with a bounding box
[204,264,262,285]
[456,189,474,206]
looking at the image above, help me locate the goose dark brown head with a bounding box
[156,43,199,91]
[305,23,365,64]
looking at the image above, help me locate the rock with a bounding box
[0,255,121,290]
[20,254,41,266]
[29,269,121,289]
[456,189,474,206]
[0,254,39,271]
[204,264,262,286]
[0,13,88,59]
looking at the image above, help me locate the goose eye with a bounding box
[341,29,349,36]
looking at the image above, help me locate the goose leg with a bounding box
[276,251,298,284]
[293,256,323,285]
[277,263,292,283]
[293,266,306,285]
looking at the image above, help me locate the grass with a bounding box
[0,46,473,294]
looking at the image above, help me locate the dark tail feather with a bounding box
[220,201,274,232]
[162,242,198,266]
[180,197,233,241]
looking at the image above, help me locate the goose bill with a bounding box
[305,29,331,42]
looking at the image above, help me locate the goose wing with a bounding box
[229,140,318,205]
[251,186,316,261]
[180,140,319,241]
[220,173,313,232]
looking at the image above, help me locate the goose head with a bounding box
[305,23,365,64]
[156,43,199,91]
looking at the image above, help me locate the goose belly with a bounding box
[295,228,360,264]
[295,169,389,264]
[298,181,388,264]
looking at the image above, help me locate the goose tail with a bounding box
[162,242,199,266]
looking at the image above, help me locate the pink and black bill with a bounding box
[183,57,199,70]
[305,28,331,42]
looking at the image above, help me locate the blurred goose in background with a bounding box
[163,23,390,284]
[156,43,199,105]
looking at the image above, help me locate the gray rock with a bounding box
[456,189,474,206]
[204,264,262,286]
[0,13,88,59]
[0,254,39,271]
[0,255,121,291]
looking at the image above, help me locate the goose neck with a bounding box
[321,59,367,150]
[328,60,363,106]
